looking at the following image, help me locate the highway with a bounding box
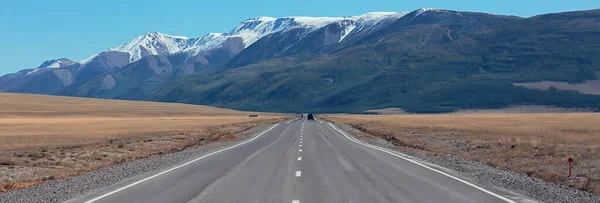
[71,118,523,203]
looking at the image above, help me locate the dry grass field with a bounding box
[0,93,288,192]
[324,113,600,194]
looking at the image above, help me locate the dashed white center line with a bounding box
[294,122,303,203]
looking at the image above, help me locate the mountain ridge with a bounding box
[0,10,412,97]
[2,8,600,113]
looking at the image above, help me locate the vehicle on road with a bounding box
[307,113,314,120]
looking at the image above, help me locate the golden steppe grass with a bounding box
[0,93,288,191]
[324,113,600,194]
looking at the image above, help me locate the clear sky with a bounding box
[0,0,598,75]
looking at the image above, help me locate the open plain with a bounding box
[0,93,287,192]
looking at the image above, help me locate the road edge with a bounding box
[81,123,280,203]
[326,121,520,203]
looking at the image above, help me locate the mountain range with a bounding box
[2,8,600,113]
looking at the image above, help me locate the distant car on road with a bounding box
[307,113,314,120]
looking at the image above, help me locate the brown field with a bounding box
[324,113,600,194]
[0,93,288,192]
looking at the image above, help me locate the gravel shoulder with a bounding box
[0,123,273,203]
[334,122,600,203]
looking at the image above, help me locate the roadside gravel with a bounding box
[0,124,272,203]
[335,122,600,203]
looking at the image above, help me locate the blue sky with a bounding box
[0,0,598,75]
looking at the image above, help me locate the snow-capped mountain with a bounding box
[340,12,410,39]
[92,11,408,65]
[110,32,196,63]
[224,11,410,68]
[227,16,343,46]
[1,10,425,97]
[224,12,407,48]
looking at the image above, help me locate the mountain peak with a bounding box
[143,32,189,39]
[37,58,74,69]
[109,32,194,62]
[242,16,277,22]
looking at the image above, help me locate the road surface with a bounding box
[70,118,525,203]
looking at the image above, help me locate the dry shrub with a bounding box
[0,159,16,166]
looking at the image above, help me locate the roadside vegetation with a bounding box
[324,113,600,194]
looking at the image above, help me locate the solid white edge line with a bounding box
[84,123,280,203]
[327,122,517,203]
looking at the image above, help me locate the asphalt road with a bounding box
[71,118,524,203]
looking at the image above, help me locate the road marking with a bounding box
[83,124,280,203]
[298,157,302,161]
[296,171,301,177]
[299,144,302,147]
[292,200,300,203]
[299,149,302,152]
[327,122,517,203]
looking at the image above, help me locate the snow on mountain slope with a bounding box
[228,16,344,47]
[227,12,409,47]
[36,58,75,69]
[347,12,409,34]
[27,58,75,76]
[77,11,409,66]
[110,32,196,62]
[182,33,229,56]
[226,12,409,47]
[181,12,407,59]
